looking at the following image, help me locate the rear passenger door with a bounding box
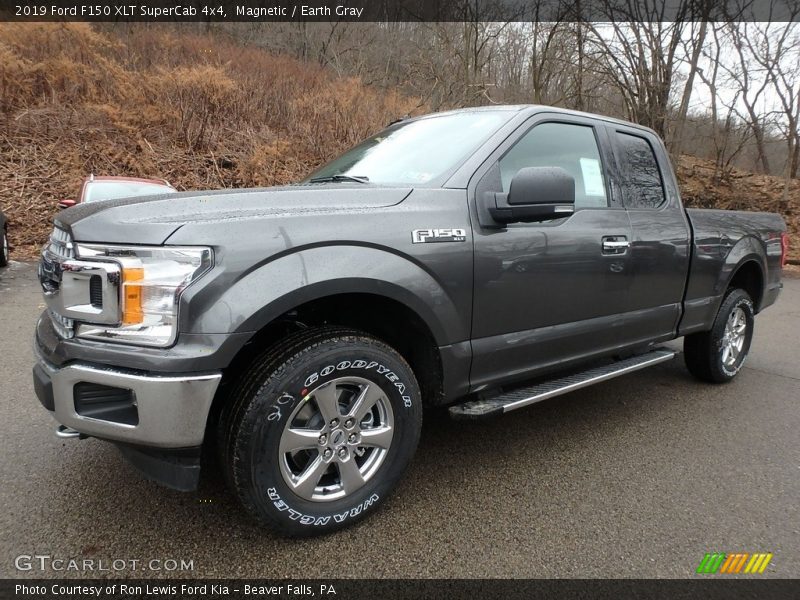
[609,126,691,343]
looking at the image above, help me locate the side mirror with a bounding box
[485,167,575,224]
[58,199,77,209]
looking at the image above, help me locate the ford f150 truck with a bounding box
[33,106,787,536]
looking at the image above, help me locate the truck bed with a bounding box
[681,208,785,335]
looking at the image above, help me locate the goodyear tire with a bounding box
[220,327,422,536]
[684,289,755,383]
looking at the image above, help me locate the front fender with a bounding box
[182,244,467,346]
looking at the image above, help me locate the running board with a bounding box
[449,348,676,420]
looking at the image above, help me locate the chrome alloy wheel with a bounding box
[2,232,8,263]
[278,376,394,502]
[721,306,747,369]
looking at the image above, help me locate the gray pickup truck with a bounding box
[33,106,787,536]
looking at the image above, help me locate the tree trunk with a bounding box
[671,19,708,159]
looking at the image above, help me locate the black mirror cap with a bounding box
[507,166,575,206]
[485,166,576,225]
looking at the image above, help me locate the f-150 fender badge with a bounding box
[412,228,467,243]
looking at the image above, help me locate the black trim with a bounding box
[114,443,202,492]
[32,364,55,412]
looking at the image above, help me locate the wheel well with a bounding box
[216,293,444,411]
[728,261,764,311]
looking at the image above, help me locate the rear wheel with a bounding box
[219,327,422,536]
[684,288,754,383]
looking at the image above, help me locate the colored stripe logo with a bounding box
[696,552,773,574]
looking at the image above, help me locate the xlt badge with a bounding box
[412,228,467,244]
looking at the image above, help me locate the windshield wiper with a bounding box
[308,174,370,184]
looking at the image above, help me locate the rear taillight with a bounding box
[780,232,789,268]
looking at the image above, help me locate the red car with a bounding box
[58,175,177,209]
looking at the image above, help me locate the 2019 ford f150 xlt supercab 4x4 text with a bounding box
[33,106,787,536]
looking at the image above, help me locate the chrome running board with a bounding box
[449,348,676,420]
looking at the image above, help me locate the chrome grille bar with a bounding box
[48,309,75,339]
[46,226,75,260]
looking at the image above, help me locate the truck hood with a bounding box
[56,185,413,245]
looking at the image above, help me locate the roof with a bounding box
[407,104,659,137]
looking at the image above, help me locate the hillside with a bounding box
[0,24,418,256]
[0,23,797,262]
[677,156,798,251]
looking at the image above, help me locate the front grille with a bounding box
[40,225,121,338]
[41,226,76,339]
[46,226,74,260]
[39,226,73,295]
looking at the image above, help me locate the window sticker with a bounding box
[579,157,605,196]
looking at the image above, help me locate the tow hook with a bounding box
[56,425,87,440]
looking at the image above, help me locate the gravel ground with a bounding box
[1,261,798,579]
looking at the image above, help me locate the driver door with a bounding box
[469,115,636,390]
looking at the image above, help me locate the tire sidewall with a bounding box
[715,292,754,379]
[236,340,421,534]
[0,229,8,267]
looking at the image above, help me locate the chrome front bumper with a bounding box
[33,350,222,448]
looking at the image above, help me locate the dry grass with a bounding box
[677,155,799,261]
[0,24,418,256]
[0,24,797,263]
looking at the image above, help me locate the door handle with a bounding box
[602,236,630,254]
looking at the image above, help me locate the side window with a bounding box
[498,122,608,208]
[614,132,665,209]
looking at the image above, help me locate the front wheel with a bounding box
[684,288,754,383]
[220,328,422,536]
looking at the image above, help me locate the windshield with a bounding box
[84,181,175,203]
[306,111,510,185]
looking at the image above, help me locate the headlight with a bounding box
[74,244,213,347]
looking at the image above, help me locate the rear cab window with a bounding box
[613,132,666,209]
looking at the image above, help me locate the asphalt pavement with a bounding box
[1,260,798,578]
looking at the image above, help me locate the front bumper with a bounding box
[33,349,222,448]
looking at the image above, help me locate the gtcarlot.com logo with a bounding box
[696,552,773,574]
[15,554,195,573]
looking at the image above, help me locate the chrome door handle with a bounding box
[602,237,630,254]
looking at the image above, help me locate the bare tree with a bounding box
[671,11,711,159]
[692,24,751,178]
[720,21,779,175]
[210,11,795,178]
[583,0,693,140]
[758,19,800,180]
